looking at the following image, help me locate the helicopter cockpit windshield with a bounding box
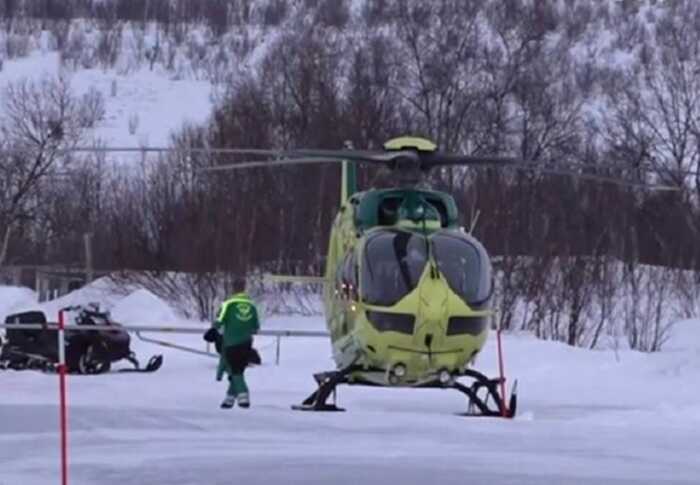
[361,230,428,306]
[360,229,492,308]
[432,232,492,306]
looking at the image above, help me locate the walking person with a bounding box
[205,279,260,409]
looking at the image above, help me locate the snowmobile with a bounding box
[0,305,163,374]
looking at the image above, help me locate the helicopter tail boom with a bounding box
[262,274,327,285]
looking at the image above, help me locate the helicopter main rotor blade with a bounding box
[286,149,429,168]
[199,157,347,172]
[0,146,286,156]
[284,150,521,170]
[498,164,681,191]
[198,150,422,172]
[428,154,522,167]
[285,148,386,161]
[524,160,700,178]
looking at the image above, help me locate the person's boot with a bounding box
[221,394,236,409]
[237,392,250,408]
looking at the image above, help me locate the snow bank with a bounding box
[110,288,180,325]
[0,286,38,321]
[0,277,196,327]
[37,277,128,318]
[0,277,183,327]
[655,319,700,378]
[664,319,700,352]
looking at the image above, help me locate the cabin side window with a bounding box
[342,251,358,300]
[336,252,358,301]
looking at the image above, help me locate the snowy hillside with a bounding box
[1,0,697,152]
[0,51,213,147]
[2,284,700,484]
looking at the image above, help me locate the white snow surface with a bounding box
[2,285,700,485]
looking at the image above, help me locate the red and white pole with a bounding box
[57,310,68,485]
[496,326,509,418]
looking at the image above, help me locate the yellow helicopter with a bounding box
[203,136,675,417]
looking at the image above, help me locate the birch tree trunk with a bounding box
[0,224,12,267]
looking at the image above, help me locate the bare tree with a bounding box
[392,1,486,154]
[0,76,98,266]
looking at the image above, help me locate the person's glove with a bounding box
[248,347,262,365]
[203,326,219,343]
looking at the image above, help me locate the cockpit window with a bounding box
[432,232,492,305]
[361,230,428,306]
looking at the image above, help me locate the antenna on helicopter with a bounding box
[468,210,481,235]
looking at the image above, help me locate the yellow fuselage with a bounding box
[323,193,492,386]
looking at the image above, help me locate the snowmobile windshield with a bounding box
[78,311,111,326]
[431,232,492,306]
[361,230,428,306]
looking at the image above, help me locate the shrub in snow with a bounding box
[63,23,88,69]
[315,0,350,29]
[79,87,106,128]
[128,112,140,135]
[6,33,30,58]
[115,24,141,74]
[262,0,289,26]
[170,49,189,80]
[39,29,58,53]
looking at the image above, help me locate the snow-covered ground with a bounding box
[2,284,700,484]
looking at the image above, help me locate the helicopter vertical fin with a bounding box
[341,160,357,204]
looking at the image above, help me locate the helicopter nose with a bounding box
[420,297,446,321]
[416,265,449,346]
[418,269,449,321]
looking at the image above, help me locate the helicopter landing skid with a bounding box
[291,365,361,412]
[448,369,518,418]
[292,366,517,418]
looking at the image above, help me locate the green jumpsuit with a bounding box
[214,292,260,397]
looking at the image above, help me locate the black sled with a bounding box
[203,327,262,366]
[0,306,163,375]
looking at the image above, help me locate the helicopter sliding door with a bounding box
[360,230,428,307]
